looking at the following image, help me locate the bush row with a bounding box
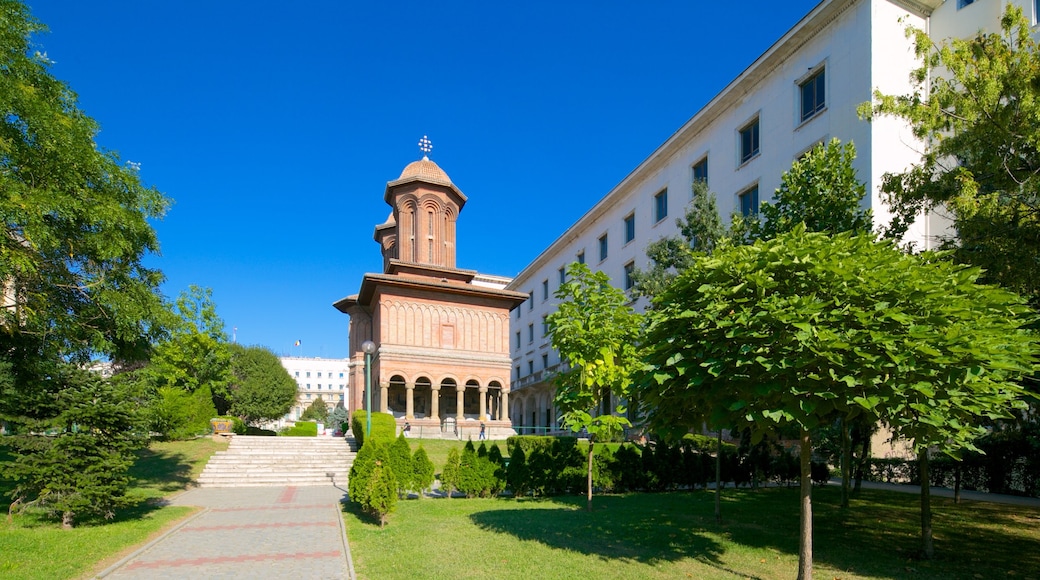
[866,454,1040,498]
[348,434,437,526]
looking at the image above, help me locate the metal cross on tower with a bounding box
[418,135,432,157]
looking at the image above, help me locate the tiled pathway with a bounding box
[101,486,353,579]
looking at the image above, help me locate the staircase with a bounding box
[196,435,358,487]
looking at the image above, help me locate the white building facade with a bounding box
[277,356,350,426]
[506,0,1038,434]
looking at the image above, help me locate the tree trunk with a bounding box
[586,438,595,512]
[853,433,869,493]
[797,428,813,580]
[715,430,722,525]
[840,418,851,508]
[953,464,961,504]
[62,511,74,530]
[919,449,934,559]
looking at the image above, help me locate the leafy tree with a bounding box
[863,5,1040,305]
[0,0,172,377]
[411,446,435,499]
[547,262,642,511]
[639,227,1037,578]
[329,406,349,432]
[631,180,725,300]
[141,286,232,414]
[3,366,143,528]
[227,344,297,425]
[440,448,461,499]
[299,398,330,424]
[733,139,872,242]
[388,434,414,498]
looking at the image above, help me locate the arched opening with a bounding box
[414,376,432,418]
[487,380,502,421]
[439,378,456,422]
[387,375,407,416]
[464,379,480,418]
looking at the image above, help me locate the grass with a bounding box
[343,485,1040,580]
[0,436,227,579]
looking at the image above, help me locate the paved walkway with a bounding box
[99,486,354,580]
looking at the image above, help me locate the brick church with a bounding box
[334,141,526,439]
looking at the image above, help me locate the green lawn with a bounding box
[0,437,227,580]
[344,486,1040,580]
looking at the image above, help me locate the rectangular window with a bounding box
[692,157,708,184]
[516,306,521,320]
[542,353,549,369]
[306,372,311,378]
[516,365,521,379]
[515,330,521,349]
[957,0,975,8]
[624,261,635,291]
[558,266,566,285]
[800,68,825,122]
[739,185,760,216]
[599,234,608,261]
[624,213,636,243]
[654,189,668,222]
[528,323,534,343]
[317,372,322,378]
[528,360,535,375]
[739,118,760,164]
[295,371,299,377]
[339,372,344,378]
[528,292,534,311]
[577,250,585,265]
[542,314,549,336]
[542,279,549,301]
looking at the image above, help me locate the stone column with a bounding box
[456,384,465,421]
[379,382,389,413]
[405,383,415,419]
[500,390,509,421]
[431,384,440,421]
[478,386,488,421]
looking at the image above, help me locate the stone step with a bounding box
[197,435,357,488]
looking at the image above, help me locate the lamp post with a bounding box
[361,340,376,439]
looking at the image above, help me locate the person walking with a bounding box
[479,422,486,440]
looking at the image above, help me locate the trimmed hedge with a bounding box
[350,411,397,448]
[865,454,1040,498]
[281,421,318,437]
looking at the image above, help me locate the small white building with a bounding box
[276,356,350,427]
[505,0,1037,440]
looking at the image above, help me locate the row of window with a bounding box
[516,352,553,380]
[302,393,346,401]
[293,371,346,379]
[299,383,346,390]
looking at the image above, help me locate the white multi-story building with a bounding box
[277,356,350,427]
[506,0,1036,433]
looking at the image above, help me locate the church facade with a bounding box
[335,151,527,439]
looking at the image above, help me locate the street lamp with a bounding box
[361,340,376,439]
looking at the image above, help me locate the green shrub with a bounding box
[389,434,414,498]
[506,435,578,458]
[412,446,435,498]
[245,426,276,436]
[350,411,397,448]
[281,421,318,437]
[441,448,461,498]
[506,446,530,498]
[614,444,644,492]
[349,439,381,507]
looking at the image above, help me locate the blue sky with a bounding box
[28,0,821,358]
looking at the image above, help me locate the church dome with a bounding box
[398,157,452,184]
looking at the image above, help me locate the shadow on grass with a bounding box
[127,446,196,495]
[695,485,1040,580]
[468,494,735,574]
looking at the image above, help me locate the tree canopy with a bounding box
[638,226,1037,578]
[0,0,172,372]
[864,5,1040,305]
[228,344,297,425]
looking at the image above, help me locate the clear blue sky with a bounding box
[28,0,821,358]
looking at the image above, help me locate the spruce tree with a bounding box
[412,446,435,499]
